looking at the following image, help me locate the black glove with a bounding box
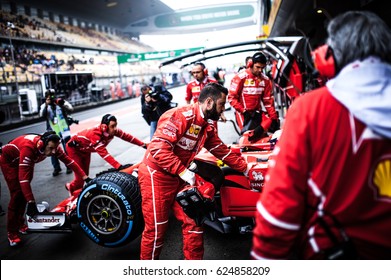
[248,126,264,142]
[241,111,262,134]
[118,164,132,171]
[243,111,252,124]
[269,118,281,133]
[84,177,92,184]
[67,140,79,148]
[26,201,39,218]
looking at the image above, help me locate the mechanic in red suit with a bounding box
[138,83,248,260]
[186,62,226,132]
[251,11,391,259]
[228,52,279,142]
[65,114,147,195]
[0,131,88,246]
[185,62,218,104]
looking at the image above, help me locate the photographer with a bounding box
[39,89,72,176]
[142,85,174,139]
[56,97,79,126]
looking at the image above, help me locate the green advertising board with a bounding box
[117,47,203,64]
[154,5,255,28]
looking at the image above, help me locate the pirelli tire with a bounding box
[76,171,144,247]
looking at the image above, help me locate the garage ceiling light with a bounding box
[106,1,118,7]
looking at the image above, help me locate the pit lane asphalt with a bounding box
[0,86,253,260]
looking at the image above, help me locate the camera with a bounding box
[56,97,65,106]
[67,116,79,125]
[149,90,159,99]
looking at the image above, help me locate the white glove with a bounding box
[179,168,196,185]
[244,162,257,177]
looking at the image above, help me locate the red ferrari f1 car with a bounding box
[25,130,280,247]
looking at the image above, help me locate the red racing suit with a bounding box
[228,68,277,131]
[251,87,391,259]
[185,76,217,104]
[138,103,247,259]
[0,134,86,233]
[66,125,144,194]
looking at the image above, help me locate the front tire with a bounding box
[77,172,144,247]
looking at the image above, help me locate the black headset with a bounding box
[101,114,117,132]
[193,62,208,75]
[37,131,60,150]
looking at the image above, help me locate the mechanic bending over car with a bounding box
[0,131,90,246]
[138,82,251,260]
[65,114,148,196]
[228,52,280,142]
[251,11,391,260]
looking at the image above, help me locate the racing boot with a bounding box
[8,232,21,246]
[19,224,29,235]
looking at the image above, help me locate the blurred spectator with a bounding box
[116,80,125,98]
[213,67,226,86]
[109,81,115,99]
[142,85,174,139]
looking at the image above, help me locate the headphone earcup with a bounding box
[203,68,208,76]
[312,44,336,78]
[37,139,44,150]
[101,124,108,132]
[246,59,253,68]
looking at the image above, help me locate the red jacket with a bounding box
[185,77,217,103]
[0,134,86,201]
[228,68,277,119]
[251,87,391,259]
[68,126,144,169]
[143,103,247,175]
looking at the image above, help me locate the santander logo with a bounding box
[28,216,61,223]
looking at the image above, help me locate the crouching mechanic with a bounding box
[0,131,89,246]
[65,114,148,196]
[138,83,248,260]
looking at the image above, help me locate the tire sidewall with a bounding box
[77,175,138,247]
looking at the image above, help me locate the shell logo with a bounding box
[188,124,201,136]
[244,79,255,86]
[372,158,391,198]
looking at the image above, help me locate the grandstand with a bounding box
[0,9,158,84]
[0,4,163,123]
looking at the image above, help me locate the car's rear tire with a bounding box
[76,172,144,247]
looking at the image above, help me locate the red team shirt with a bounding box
[251,87,391,259]
[0,134,85,201]
[67,125,144,169]
[228,68,277,119]
[185,77,217,104]
[144,102,247,175]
